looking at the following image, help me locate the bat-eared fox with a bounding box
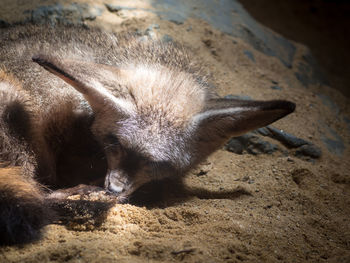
[0,25,295,245]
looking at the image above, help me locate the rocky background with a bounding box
[0,0,349,262]
[240,0,350,98]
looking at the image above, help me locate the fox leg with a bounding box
[48,184,105,199]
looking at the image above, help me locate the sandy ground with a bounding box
[0,1,350,262]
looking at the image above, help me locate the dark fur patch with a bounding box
[2,100,32,141]
[0,197,48,245]
[0,169,52,246]
[0,188,50,245]
[54,114,107,188]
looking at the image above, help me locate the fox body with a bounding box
[0,25,295,244]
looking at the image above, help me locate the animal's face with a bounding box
[101,131,183,199]
[91,103,195,199]
[33,54,295,200]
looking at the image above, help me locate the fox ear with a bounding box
[190,98,295,153]
[32,54,134,115]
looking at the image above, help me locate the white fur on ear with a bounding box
[190,106,258,129]
[190,98,295,138]
[185,98,295,166]
[90,80,136,115]
[32,54,135,116]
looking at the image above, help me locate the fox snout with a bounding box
[105,169,130,194]
[105,169,148,199]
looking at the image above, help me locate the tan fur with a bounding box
[119,65,206,126]
[0,69,22,90]
[0,166,43,202]
[0,70,37,176]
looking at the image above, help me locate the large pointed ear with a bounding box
[32,54,134,115]
[191,98,295,141]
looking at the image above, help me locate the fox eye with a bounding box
[103,134,120,146]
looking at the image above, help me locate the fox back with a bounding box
[0,25,294,244]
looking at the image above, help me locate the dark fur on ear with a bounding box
[0,168,52,245]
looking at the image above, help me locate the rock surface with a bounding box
[226,125,322,160]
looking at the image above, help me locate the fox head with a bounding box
[33,54,295,200]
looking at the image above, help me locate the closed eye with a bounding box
[103,133,121,151]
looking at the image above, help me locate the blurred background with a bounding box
[240,0,350,98]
